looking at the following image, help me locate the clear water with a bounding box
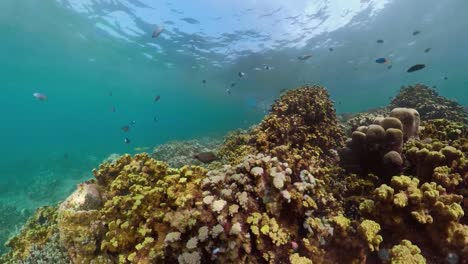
[0,0,467,248]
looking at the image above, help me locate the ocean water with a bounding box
[0,0,467,252]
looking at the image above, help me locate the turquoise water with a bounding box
[0,0,467,246]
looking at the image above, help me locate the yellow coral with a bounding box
[389,240,426,264]
[289,253,313,264]
[358,220,383,252]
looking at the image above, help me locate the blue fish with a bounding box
[375,58,388,64]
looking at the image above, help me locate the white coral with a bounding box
[164,232,181,244]
[212,199,227,213]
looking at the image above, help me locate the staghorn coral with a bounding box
[389,84,468,124]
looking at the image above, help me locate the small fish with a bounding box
[280,88,287,93]
[122,125,130,132]
[231,82,236,88]
[154,95,161,102]
[238,71,245,78]
[131,120,136,126]
[194,152,218,163]
[202,79,206,84]
[297,55,312,61]
[407,64,425,72]
[443,76,448,80]
[424,48,431,53]
[412,30,421,36]
[432,85,437,88]
[376,39,384,44]
[264,65,272,70]
[387,65,393,69]
[33,92,47,101]
[153,116,158,122]
[134,146,150,152]
[375,58,388,64]
[152,26,164,38]
[63,153,69,160]
[111,106,116,112]
[329,47,334,52]
[124,138,131,144]
[108,91,113,96]
[226,88,231,95]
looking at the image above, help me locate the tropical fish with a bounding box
[375,58,388,64]
[154,95,161,102]
[424,48,431,53]
[376,39,384,43]
[181,17,200,24]
[134,146,150,152]
[194,152,218,163]
[152,26,164,38]
[124,138,131,144]
[412,30,421,36]
[33,92,47,100]
[407,64,425,72]
[297,55,312,61]
[122,125,130,132]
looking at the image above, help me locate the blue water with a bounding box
[0,0,467,243]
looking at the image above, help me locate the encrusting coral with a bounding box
[2,84,467,264]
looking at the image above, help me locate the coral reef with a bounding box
[2,84,467,264]
[152,138,222,168]
[389,84,468,124]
